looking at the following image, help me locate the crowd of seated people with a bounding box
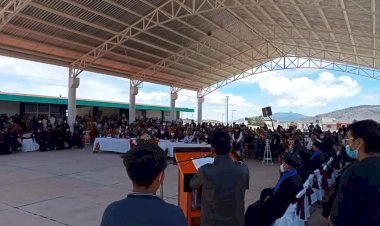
[1,112,355,161]
[2,112,379,226]
[0,113,84,154]
[101,120,380,226]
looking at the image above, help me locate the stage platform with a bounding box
[0,147,327,226]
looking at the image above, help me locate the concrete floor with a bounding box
[0,147,327,226]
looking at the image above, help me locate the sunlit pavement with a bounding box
[0,147,327,226]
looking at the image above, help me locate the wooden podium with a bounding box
[175,152,207,226]
[175,151,241,226]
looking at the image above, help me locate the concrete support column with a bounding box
[68,76,80,132]
[129,81,139,123]
[170,87,181,122]
[197,95,204,125]
[170,92,178,121]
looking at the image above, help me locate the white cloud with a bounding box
[177,90,197,104]
[244,71,361,107]
[238,68,319,84]
[201,90,260,121]
[0,56,67,84]
[4,55,364,121]
[0,55,262,121]
[136,90,168,105]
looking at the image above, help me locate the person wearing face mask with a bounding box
[62,119,69,131]
[202,132,210,144]
[321,144,357,219]
[245,152,303,226]
[101,144,187,226]
[158,128,166,140]
[232,127,243,156]
[183,130,194,143]
[329,120,380,226]
[33,127,47,152]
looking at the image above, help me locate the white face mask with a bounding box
[280,164,285,173]
[171,133,174,136]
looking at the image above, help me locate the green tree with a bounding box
[246,116,264,126]
[289,121,298,128]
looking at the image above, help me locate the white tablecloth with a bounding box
[93,138,131,154]
[22,138,40,152]
[158,140,211,157]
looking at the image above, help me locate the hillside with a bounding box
[300,105,380,122]
[233,105,380,123]
[271,112,308,122]
[233,112,307,123]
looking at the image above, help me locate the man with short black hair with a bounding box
[329,120,380,226]
[311,139,327,171]
[101,144,187,226]
[190,130,250,226]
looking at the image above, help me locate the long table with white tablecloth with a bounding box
[93,138,131,153]
[22,138,40,152]
[93,138,211,156]
[158,140,211,157]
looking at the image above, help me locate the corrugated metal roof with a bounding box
[0,0,378,91]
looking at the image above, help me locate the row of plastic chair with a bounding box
[272,157,339,226]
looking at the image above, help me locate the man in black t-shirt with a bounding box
[329,120,380,226]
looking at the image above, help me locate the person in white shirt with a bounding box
[183,131,194,143]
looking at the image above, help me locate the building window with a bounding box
[24,103,63,119]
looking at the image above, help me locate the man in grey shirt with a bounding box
[190,130,250,226]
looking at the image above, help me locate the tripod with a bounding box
[262,139,273,165]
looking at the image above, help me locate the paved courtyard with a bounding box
[0,147,327,226]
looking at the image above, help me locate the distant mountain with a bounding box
[233,112,308,123]
[233,105,380,124]
[300,105,380,123]
[271,112,308,122]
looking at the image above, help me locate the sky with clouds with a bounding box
[1,55,380,121]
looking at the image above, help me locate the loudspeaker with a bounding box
[69,77,80,88]
[262,106,272,117]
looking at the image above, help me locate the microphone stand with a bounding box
[174,153,214,164]
[160,180,164,200]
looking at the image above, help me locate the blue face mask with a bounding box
[345,140,359,159]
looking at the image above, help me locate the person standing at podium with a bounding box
[100,144,187,226]
[190,130,250,226]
